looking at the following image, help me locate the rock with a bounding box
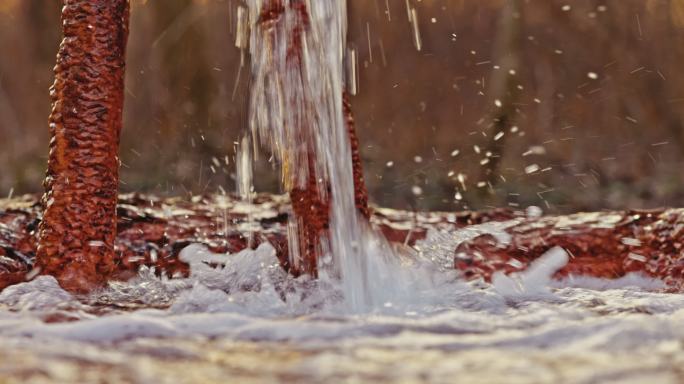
[2,194,683,291]
[454,209,684,291]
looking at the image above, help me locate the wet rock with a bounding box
[0,193,506,291]
[453,209,684,290]
[36,0,130,293]
[3,194,684,292]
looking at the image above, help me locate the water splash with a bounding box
[243,0,403,311]
[492,246,569,299]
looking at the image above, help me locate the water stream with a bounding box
[243,0,402,312]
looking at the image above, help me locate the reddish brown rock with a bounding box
[454,209,684,290]
[344,91,371,220]
[5,195,684,292]
[36,0,130,293]
[0,194,510,292]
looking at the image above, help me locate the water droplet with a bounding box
[525,164,541,174]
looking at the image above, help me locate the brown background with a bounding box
[1,0,684,213]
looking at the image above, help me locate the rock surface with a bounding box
[37,0,130,293]
[2,194,684,292]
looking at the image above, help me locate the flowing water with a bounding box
[0,232,683,383]
[243,0,404,312]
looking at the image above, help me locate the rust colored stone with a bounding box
[344,91,371,220]
[289,158,329,276]
[0,193,514,292]
[36,0,130,293]
[5,195,684,293]
[452,209,684,289]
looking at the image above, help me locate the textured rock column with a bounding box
[36,0,130,293]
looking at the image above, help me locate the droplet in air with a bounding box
[409,8,422,52]
[522,146,546,156]
[525,164,541,174]
[346,47,359,95]
[526,206,543,218]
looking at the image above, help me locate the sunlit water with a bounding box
[243,0,400,312]
[1,226,683,383]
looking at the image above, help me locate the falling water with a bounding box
[241,0,401,312]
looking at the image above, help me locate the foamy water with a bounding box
[1,226,683,383]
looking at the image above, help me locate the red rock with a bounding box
[36,0,130,293]
[6,194,684,292]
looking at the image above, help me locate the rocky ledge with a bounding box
[1,194,683,291]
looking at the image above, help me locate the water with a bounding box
[0,234,682,383]
[243,0,400,312]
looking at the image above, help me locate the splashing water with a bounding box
[243,0,402,312]
[1,233,682,382]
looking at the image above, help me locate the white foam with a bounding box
[493,246,569,299]
[0,275,75,310]
[0,241,676,342]
[1,238,684,382]
[552,273,667,291]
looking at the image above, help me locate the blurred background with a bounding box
[1,0,684,213]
